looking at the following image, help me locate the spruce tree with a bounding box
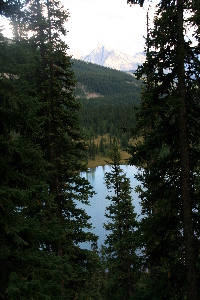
[1,1,100,299]
[102,140,139,300]
[128,0,200,299]
[0,28,54,299]
[22,0,99,298]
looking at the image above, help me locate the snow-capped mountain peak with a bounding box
[70,44,145,71]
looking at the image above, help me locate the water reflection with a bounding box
[79,165,141,249]
[82,165,107,181]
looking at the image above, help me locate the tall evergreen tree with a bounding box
[1,0,100,299]
[21,0,99,298]
[128,0,200,299]
[101,140,139,300]
[0,26,55,299]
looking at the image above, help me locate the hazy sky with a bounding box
[63,0,159,56]
[0,0,159,56]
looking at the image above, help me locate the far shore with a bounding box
[87,150,131,169]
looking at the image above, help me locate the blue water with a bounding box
[78,165,141,249]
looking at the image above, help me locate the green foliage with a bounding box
[0,1,101,299]
[128,0,200,299]
[72,59,141,102]
[71,59,141,141]
[0,37,54,300]
[101,140,140,300]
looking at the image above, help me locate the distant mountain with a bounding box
[70,43,145,71]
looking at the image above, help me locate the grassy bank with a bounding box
[87,149,131,168]
[86,134,142,168]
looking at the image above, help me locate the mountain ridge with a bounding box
[71,58,141,106]
[70,43,145,71]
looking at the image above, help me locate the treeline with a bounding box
[87,135,125,161]
[81,104,135,140]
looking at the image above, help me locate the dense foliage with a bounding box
[128,0,200,299]
[101,140,139,300]
[0,1,100,299]
[71,59,142,141]
[1,0,200,299]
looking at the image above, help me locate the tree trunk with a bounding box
[177,0,198,299]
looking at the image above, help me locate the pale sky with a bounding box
[0,0,159,56]
[63,0,158,56]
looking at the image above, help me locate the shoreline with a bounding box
[87,151,130,169]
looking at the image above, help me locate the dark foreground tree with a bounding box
[0,1,100,299]
[101,140,139,300]
[0,28,55,299]
[128,0,200,299]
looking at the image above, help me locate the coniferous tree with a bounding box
[0,1,100,299]
[128,1,200,299]
[23,1,99,298]
[102,140,139,300]
[0,25,55,299]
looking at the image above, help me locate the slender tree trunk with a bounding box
[177,1,198,299]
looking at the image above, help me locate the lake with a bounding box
[78,165,141,249]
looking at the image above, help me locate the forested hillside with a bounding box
[71,59,142,142]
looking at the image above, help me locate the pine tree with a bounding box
[22,1,99,298]
[1,1,100,299]
[102,140,139,300]
[128,1,200,299]
[0,26,54,299]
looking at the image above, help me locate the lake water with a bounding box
[79,165,141,249]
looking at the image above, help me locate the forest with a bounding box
[0,0,200,300]
[71,59,142,160]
